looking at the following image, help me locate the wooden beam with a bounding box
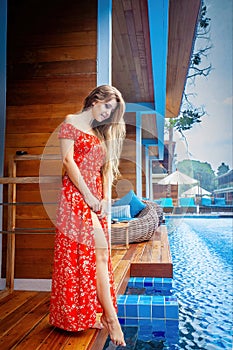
[145,146,150,198]
[6,158,16,291]
[0,0,7,294]
[136,112,142,197]
[147,0,169,159]
[0,176,60,184]
[97,0,112,85]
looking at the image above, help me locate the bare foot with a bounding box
[101,314,126,347]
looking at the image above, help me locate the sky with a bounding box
[167,0,233,173]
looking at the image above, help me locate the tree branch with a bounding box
[187,64,212,79]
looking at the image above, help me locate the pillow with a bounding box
[160,198,173,207]
[179,197,196,207]
[113,190,146,217]
[111,205,131,219]
[214,197,226,206]
[201,197,212,206]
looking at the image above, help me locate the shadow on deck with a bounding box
[0,225,172,350]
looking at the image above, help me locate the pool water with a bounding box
[104,218,233,349]
[167,218,232,349]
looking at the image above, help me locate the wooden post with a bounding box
[6,157,16,291]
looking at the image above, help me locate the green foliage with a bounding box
[192,53,201,66]
[217,162,230,176]
[177,159,216,192]
[169,110,202,133]
[199,5,211,29]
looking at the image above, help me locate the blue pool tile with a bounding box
[138,324,153,332]
[143,277,154,287]
[165,305,179,319]
[154,278,163,284]
[163,278,173,284]
[139,304,151,318]
[118,318,125,325]
[139,295,152,304]
[133,277,144,285]
[144,281,153,287]
[152,319,166,331]
[125,318,139,326]
[165,296,177,302]
[152,305,165,319]
[127,277,174,291]
[152,330,165,338]
[127,277,135,287]
[138,330,153,342]
[138,324,153,342]
[138,318,151,325]
[152,295,165,304]
[164,299,177,305]
[126,304,138,318]
[120,294,139,305]
[166,319,179,328]
[117,295,127,303]
[117,304,125,317]
[126,295,139,302]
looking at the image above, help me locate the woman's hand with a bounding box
[84,192,101,212]
[98,199,110,219]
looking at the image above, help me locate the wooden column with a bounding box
[6,157,16,291]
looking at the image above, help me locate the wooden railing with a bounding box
[0,154,61,297]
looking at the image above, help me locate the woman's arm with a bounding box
[99,163,112,218]
[60,138,101,212]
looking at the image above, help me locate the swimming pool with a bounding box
[167,217,232,349]
[104,218,233,349]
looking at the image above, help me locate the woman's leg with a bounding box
[91,211,126,347]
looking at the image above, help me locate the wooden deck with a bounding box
[0,225,172,350]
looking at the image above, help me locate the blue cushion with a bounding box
[111,205,131,219]
[154,199,162,205]
[117,217,138,222]
[214,197,226,206]
[160,198,174,208]
[179,197,196,207]
[113,190,146,217]
[201,197,212,206]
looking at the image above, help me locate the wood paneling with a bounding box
[7,75,96,106]
[112,0,201,117]
[166,0,201,117]
[112,0,153,102]
[3,0,200,280]
[3,0,98,279]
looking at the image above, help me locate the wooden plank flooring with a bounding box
[0,225,172,350]
[130,225,173,278]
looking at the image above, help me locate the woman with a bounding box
[49,85,126,347]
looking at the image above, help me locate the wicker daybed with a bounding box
[111,200,163,245]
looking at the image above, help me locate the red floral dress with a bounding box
[49,123,117,332]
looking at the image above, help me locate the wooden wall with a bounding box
[3,0,149,280]
[2,0,97,279]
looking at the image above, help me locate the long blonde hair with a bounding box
[82,85,126,182]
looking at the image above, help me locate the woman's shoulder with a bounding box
[64,114,75,124]
[59,115,78,139]
[63,114,83,130]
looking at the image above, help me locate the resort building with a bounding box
[214,169,233,205]
[0,0,203,348]
[0,0,201,285]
